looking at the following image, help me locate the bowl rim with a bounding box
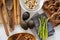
[8,33,36,40]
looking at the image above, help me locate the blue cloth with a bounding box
[31,13,55,37]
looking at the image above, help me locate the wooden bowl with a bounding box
[8,33,36,40]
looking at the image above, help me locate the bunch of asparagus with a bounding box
[38,16,48,40]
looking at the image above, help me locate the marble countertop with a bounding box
[0,8,60,40]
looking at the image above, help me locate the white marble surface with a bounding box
[48,25,60,40]
[0,3,60,40]
[0,24,60,40]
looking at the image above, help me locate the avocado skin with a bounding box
[21,21,28,30]
[22,12,30,21]
[27,20,35,29]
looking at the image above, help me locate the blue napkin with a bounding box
[31,13,55,37]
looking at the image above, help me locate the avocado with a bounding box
[21,21,28,30]
[22,12,30,21]
[27,20,35,29]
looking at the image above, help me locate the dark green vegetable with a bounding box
[21,21,28,30]
[22,12,30,21]
[27,20,35,29]
[38,16,48,40]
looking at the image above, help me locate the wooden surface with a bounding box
[0,0,8,24]
[0,6,9,36]
[0,0,21,25]
[0,0,21,36]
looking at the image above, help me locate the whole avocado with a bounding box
[27,20,35,29]
[21,21,28,30]
[22,12,30,21]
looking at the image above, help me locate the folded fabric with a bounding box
[31,13,55,37]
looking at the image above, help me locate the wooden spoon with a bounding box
[5,0,14,32]
[0,0,9,36]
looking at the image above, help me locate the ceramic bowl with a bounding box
[19,0,45,12]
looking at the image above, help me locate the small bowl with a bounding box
[8,33,36,40]
[19,0,45,12]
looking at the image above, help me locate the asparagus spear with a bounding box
[45,19,48,39]
[38,16,42,38]
[42,16,45,40]
[38,16,48,40]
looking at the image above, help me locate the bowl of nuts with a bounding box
[20,0,45,12]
